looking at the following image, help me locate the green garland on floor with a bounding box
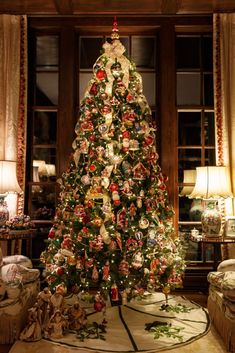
[145,321,184,341]
[160,303,194,313]
[76,322,107,341]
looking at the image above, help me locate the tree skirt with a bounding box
[10,293,213,353]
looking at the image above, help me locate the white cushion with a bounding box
[1,264,39,284]
[3,255,32,268]
[217,259,235,272]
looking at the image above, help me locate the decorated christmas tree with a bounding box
[41,19,185,304]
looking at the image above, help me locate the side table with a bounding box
[190,234,235,270]
[0,229,36,258]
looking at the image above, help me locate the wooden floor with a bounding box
[0,290,208,353]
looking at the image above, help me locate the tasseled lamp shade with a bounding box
[189,166,233,200]
[0,161,22,194]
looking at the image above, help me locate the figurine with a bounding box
[94,292,106,323]
[67,302,87,330]
[47,310,67,339]
[20,302,42,342]
[111,282,119,301]
[37,287,51,328]
[50,284,65,315]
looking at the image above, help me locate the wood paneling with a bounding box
[0,0,235,16]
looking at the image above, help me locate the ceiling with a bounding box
[0,0,235,16]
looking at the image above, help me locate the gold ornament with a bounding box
[67,256,77,266]
[92,216,103,227]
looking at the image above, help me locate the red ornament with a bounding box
[89,134,96,142]
[94,292,106,312]
[111,282,119,301]
[144,135,154,146]
[48,227,56,239]
[89,164,96,172]
[122,147,129,153]
[122,130,130,139]
[109,183,119,192]
[102,105,111,114]
[86,199,94,208]
[90,82,98,95]
[82,227,89,234]
[126,93,134,102]
[96,69,106,81]
[61,237,73,249]
[57,267,65,276]
[113,200,121,206]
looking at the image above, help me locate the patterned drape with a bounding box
[213,13,235,257]
[0,14,27,214]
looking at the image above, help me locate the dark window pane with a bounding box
[202,36,213,71]
[36,36,59,69]
[179,196,193,221]
[178,112,201,145]
[33,148,57,180]
[178,148,201,178]
[177,73,200,105]
[31,184,56,220]
[36,72,58,105]
[131,36,156,69]
[141,73,156,106]
[120,37,129,56]
[33,111,57,145]
[80,37,103,69]
[203,73,214,106]
[205,148,216,165]
[179,196,203,222]
[176,36,200,69]
[204,112,215,145]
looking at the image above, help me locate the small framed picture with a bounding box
[225,217,235,239]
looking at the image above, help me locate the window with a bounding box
[176,34,216,265]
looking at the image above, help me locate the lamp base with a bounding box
[201,201,221,237]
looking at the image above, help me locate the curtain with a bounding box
[0,15,27,255]
[213,13,235,257]
[0,14,27,214]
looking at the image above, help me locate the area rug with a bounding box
[9,293,227,353]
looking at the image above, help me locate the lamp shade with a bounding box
[0,161,22,194]
[189,166,233,200]
[179,169,196,197]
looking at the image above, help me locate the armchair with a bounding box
[0,247,40,344]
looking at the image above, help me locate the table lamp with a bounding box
[0,160,22,226]
[179,169,196,197]
[189,166,233,237]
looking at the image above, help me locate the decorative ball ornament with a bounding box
[122,130,130,139]
[92,216,103,227]
[96,69,107,81]
[89,164,96,172]
[109,183,119,192]
[81,174,91,185]
[56,266,65,276]
[135,231,143,240]
[67,256,77,266]
[139,217,149,229]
